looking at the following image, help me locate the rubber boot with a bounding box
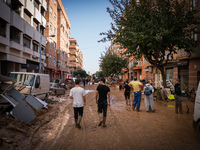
[75,119,78,127]
[103,117,106,127]
[179,108,183,114]
[175,108,178,114]
[98,113,103,126]
[77,116,82,129]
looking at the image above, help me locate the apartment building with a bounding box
[0,0,47,75]
[45,0,71,81]
[69,38,83,75]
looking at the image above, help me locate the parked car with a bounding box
[8,72,50,100]
[50,83,65,96]
[193,81,200,143]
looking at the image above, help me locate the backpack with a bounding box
[144,85,152,96]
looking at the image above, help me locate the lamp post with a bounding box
[39,34,55,73]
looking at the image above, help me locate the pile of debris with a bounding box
[0,75,48,122]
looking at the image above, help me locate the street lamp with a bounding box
[39,34,56,73]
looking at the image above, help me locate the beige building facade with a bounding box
[0,0,47,75]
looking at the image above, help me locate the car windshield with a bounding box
[8,73,35,86]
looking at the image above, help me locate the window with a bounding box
[0,22,6,37]
[54,42,56,52]
[54,13,56,23]
[50,55,52,66]
[49,38,52,50]
[54,57,56,66]
[35,76,40,88]
[10,26,21,44]
[50,23,52,34]
[50,7,53,18]
[23,35,31,48]
[54,27,56,34]
[190,0,197,10]
[136,0,140,5]
[54,0,57,9]
[33,42,39,52]
[191,29,197,41]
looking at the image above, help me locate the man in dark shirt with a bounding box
[124,80,131,107]
[174,79,182,113]
[96,78,110,127]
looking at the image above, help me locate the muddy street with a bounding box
[1,84,200,150]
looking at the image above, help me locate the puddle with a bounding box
[85,90,95,94]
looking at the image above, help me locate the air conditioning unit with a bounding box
[46,22,49,26]
[42,67,45,70]
[45,53,49,57]
[44,63,47,67]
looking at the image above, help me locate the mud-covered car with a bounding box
[50,83,65,96]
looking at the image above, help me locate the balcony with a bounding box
[34,7,41,23]
[10,41,23,51]
[41,15,46,28]
[18,0,25,5]
[24,21,34,37]
[33,51,40,58]
[0,0,10,23]
[10,11,24,31]
[24,0,34,16]
[33,29,40,43]
[41,0,47,11]
[23,46,32,54]
[0,36,9,46]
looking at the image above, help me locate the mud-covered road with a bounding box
[0,84,200,150]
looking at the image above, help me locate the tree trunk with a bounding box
[157,65,167,88]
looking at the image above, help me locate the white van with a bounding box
[193,81,200,143]
[8,72,50,100]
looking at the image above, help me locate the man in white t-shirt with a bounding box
[69,79,86,129]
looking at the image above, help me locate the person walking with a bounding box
[96,78,110,127]
[82,78,86,87]
[69,79,86,129]
[129,77,143,111]
[144,81,155,112]
[124,80,131,107]
[174,79,182,114]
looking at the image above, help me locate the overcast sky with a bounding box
[63,0,112,74]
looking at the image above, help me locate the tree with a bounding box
[99,0,199,87]
[100,51,128,77]
[95,71,105,78]
[73,69,87,78]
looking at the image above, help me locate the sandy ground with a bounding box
[0,84,200,150]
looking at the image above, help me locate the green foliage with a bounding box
[73,69,87,78]
[100,51,128,77]
[100,0,200,86]
[95,71,105,78]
